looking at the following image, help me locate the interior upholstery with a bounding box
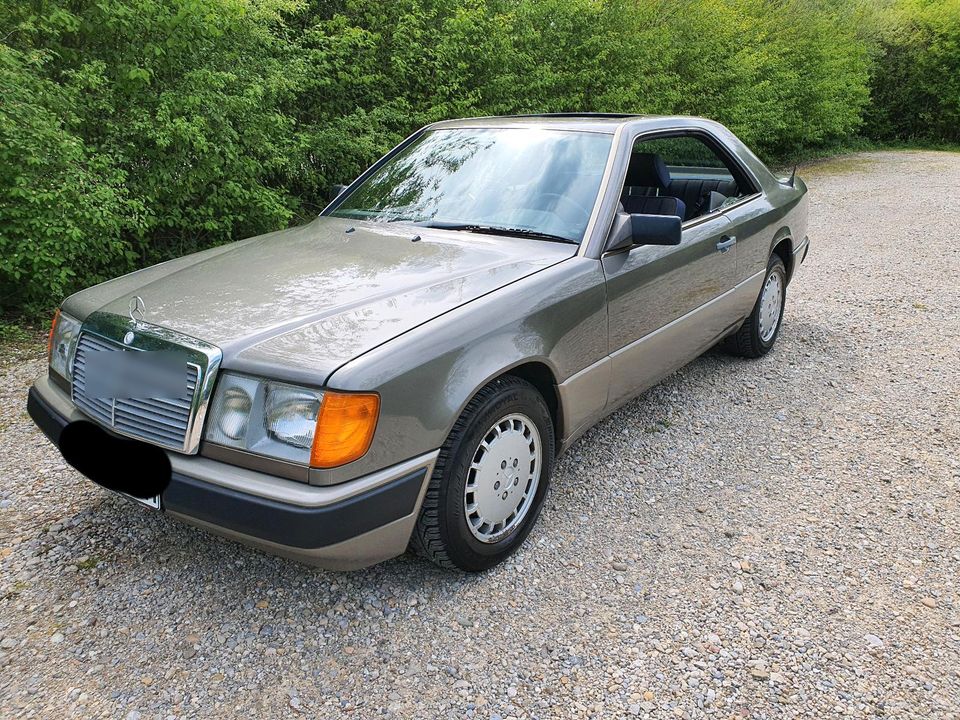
[624,152,671,190]
[667,178,739,219]
[620,194,686,220]
[622,150,741,221]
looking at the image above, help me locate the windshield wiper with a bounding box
[414,220,576,244]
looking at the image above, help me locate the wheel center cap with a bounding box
[464,413,543,544]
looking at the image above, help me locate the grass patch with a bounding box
[0,316,44,357]
[0,321,34,345]
[643,419,672,434]
[75,556,100,571]
[2,580,30,600]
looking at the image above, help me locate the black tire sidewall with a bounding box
[752,257,787,355]
[437,380,555,571]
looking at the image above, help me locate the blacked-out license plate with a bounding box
[58,421,172,502]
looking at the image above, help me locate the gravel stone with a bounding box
[1,151,959,718]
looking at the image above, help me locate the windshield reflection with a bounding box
[330,128,613,243]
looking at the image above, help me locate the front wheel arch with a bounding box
[502,361,562,450]
[439,356,564,464]
[411,375,557,571]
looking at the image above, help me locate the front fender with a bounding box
[316,257,608,485]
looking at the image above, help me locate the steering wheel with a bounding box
[516,193,592,227]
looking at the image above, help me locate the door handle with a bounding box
[716,235,737,253]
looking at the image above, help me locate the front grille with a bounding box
[72,333,200,451]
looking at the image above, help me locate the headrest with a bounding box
[625,152,671,190]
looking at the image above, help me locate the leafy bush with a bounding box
[0,0,955,316]
[865,0,960,142]
[0,45,139,313]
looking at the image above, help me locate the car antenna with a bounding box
[787,165,797,188]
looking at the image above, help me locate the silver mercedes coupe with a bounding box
[28,114,809,571]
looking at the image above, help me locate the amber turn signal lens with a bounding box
[309,392,380,468]
[47,308,61,359]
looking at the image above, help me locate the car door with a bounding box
[602,212,737,407]
[718,195,773,320]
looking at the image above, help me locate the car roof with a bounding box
[428,113,714,134]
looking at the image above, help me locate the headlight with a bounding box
[219,385,255,440]
[204,372,379,468]
[265,385,321,448]
[48,309,82,380]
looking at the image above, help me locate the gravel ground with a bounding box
[1,151,959,719]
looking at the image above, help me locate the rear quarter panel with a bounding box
[712,124,809,284]
[737,181,808,284]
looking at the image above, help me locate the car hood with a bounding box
[65,217,575,383]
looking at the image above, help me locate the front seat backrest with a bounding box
[624,152,672,195]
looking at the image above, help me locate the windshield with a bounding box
[329,128,613,243]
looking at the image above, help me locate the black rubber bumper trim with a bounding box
[27,385,426,550]
[163,468,426,549]
[27,386,68,447]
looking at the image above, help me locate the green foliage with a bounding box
[0,44,139,313]
[865,0,960,142]
[0,0,956,317]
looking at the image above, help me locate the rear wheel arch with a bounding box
[769,230,795,282]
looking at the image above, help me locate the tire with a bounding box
[723,254,787,358]
[411,376,555,572]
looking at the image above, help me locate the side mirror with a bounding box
[329,183,348,202]
[605,213,682,253]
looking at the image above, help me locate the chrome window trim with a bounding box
[71,311,222,454]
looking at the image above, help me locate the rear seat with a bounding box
[666,178,739,219]
[622,152,741,221]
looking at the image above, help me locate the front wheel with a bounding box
[723,254,787,358]
[411,376,555,571]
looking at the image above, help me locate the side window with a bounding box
[620,134,754,222]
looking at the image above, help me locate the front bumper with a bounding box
[26,376,437,570]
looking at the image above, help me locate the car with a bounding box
[27,113,809,572]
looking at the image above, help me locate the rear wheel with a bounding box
[411,376,555,571]
[724,254,787,358]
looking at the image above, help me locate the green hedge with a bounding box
[0,0,956,316]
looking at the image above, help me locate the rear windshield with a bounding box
[330,128,613,243]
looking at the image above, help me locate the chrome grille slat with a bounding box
[116,398,190,424]
[71,333,201,451]
[115,401,190,431]
[113,419,184,444]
